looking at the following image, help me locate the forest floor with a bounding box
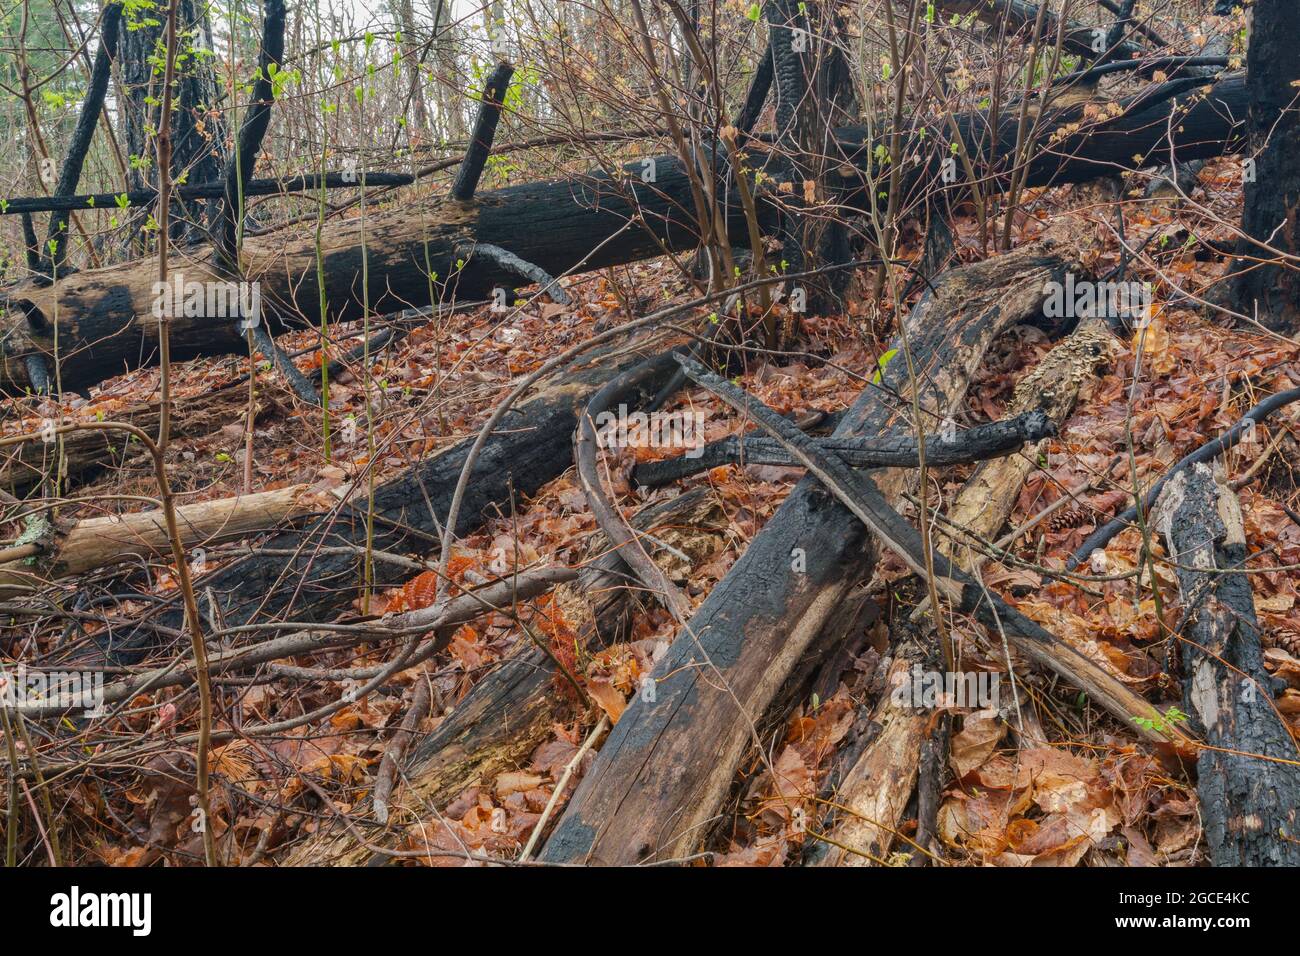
[10,155,1300,867]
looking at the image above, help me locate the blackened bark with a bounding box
[631,409,1054,487]
[45,2,122,271]
[450,62,514,201]
[215,0,286,271]
[118,0,227,244]
[537,244,1084,865]
[764,0,854,314]
[92,349,680,664]
[1230,0,1300,333]
[735,41,774,134]
[1,76,1251,397]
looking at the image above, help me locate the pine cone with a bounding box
[1048,507,1090,533]
[1264,630,1300,658]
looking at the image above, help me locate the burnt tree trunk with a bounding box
[764,0,856,315]
[1154,463,1300,866]
[1230,0,1300,333]
[117,0,227,246]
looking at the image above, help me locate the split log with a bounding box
[810,639,929,866]
[537,242,1078,865]
[817,321,1115,864]
[914,317,1115,611]
[1153,463,1300,866]
[283,488,726,866]
[0,76,1250,396]
[0,483,312,596]
[98,349,681,663]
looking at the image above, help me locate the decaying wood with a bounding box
[1154,463,1300,866]
[284,488,726,866]
[0,383,257,492]
[811,644,929,866]
[939,319,1116,572]
[538,242,1079,865]
[819,322,1115,865]
[909,317,1116,624]
[676,353,1172,734]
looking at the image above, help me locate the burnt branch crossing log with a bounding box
[631,410,1054,487]
[537,243,1095,865]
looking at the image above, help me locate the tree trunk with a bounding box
[1230,0,1300,332]
[931,0,1145,62]
[116,0,227,246]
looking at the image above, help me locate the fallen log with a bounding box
[96,349,680,663]
[0,76,1250,396]
[809,638,929,866]
[537,242,1079,865]
[284,488,726,866]
[819,321,1115,864]
[675,353,1171,737]
[1153,463,1300,866]
[0,483,313,596]
[938,319,1115,572]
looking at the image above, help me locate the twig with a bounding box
[518,715,608,861]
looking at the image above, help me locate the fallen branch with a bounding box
[632,410,1055,487]
[0,483,314,596]
[284,489,725,865]
[538,243,1083,865]
[672,353,1170,742]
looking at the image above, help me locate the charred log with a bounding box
[1154,463,1300,866]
